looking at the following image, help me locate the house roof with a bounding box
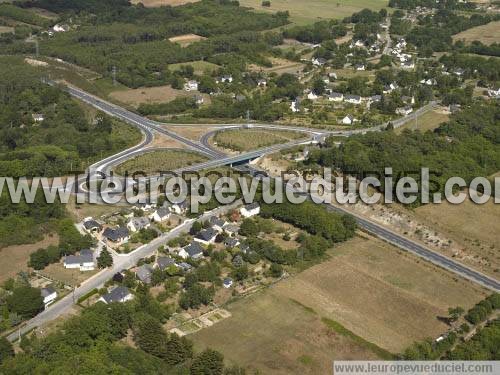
[157,256,175,270]
[223,277,233,285]
[129,217,150,229]
[83,219,101,230]
[244,202,260,211]
[64,249,93,265]
[330,92,343,98]
[223,224,239,234]
[224,237,239,247]
[178,262,193,271]
[209,216,225,227]
[345,94,361,101]
[103,227,129,241]
[184,242,204,257]
[195,228,218,242]
[136,264,153,283]
[102,286,131,304]
[41,286,56,298]
[155,207,170,218]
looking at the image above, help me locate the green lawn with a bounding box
[168,60,220,74]
[239,0,388,25]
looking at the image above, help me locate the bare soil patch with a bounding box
[109,85,193,108]
[169,33,206,46]
[0,235,59,283]
[131,0,199,6]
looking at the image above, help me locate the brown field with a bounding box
[0,25,13,33]
[114,149,208,175]
[192,289,381,374]
[148,132,189,149]
[168,33,206,46]
[453,21,500,45]
[192,234,486,370]
[164,125,217,141]
[238,0,387,25]
[169,60,220,75]
[212,128,306,152]
[0,235,59,283]
[66,199,131,222]
[413,194,500,276]
[42,263,98,287]
[273,235,486,353]
[109,85,203,108]
[130,0,199,6]
[395,109,449,134]
[249,57,305,75]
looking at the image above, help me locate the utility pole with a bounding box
[35,38,39,58]
[112,66,117,86]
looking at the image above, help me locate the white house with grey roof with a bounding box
[127,217,150,233]
[194,227,218,245]
[151,206,171,222]
[240,202,260,218]
[344,95,362,105]
[179,242,204,259]
[136,264,153,284]
[103,227,129,244]
[99,286,133,304]
[41,286,57,308]
[64,249,95,271]
[156,256,176,271]
[209,216,227,232]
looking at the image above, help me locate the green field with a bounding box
[239,0,388,25]
[212,128,306,152]
[114,149,208,175]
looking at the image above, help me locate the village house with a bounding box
[63,249,95,271]
[223,224,239,237]
[102,227,130,244]
[307,91,318,100]
[341,115,355,125]
[41,287,57,308]
[290,98,300,113]
[401,61,415,69]
[136,264,153,284]
[344,95,362,105]
[194,227,218,245]
[312,57,326,66]
[257,78,267,87]
[99,286,133,304]
[224,237,240,249]
[184,80,199,91]
[223,278,233,288]
[396,106,413,116]
[329,92,343,102]
[209,216,227,232]
[240,202,260,218]
[354,63,366,71]
[127,217,150,233]
[32,113,45,122]
[151,206,170,223]
[179,241,204,259]
[218,75,233,83]
[83,218,102,233]
[156,256,176,271]
[193,94,204,105]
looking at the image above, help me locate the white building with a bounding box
[99,286,133,304]
[32,113,45,122]
[41,287,57,308]
[151,207,170,223]
[240,202,260,218]
[184,80,199,91]
[344,95,362,105]
[329,92,343,102]
[63,249,95,271]
[341,115,355,125]
[127,217,150,233]
[396,106,413,116]
[307,92,318,100]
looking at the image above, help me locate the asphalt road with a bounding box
[15,83,494,343]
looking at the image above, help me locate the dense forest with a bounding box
[0,57,141,177]
[307,101,500,205]
[2,0,290,87]
[0,291,241,373]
